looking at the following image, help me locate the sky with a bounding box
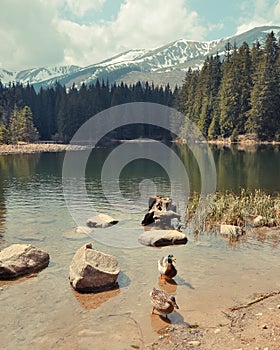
[1,0,280,71]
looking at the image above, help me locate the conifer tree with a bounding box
[246,31,280,140]
[0,124,8,144]
[199,54,222,137]
[219,43,241,138]
[8,105,39,143]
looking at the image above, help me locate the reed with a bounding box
[187,189,280,229]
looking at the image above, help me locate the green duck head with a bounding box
[167,254,176,264]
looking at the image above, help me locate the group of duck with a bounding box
[150,254,179,317]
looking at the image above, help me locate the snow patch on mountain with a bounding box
[0,65,81,86]
[0,25,280,89]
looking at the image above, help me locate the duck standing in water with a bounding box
[150,287,179,317]
[158,254,177,280]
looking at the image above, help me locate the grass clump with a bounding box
[187,189,280,229]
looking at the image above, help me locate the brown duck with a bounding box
[150,287,179,317]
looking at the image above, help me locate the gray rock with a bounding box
[69,243,120,292]
[138,230,188,247]
[253,215,266,227]
[86,213,118,228]
[0,244,49,280]
[220,224,244,238]
[142,196,183,230]
[252,215,276,227]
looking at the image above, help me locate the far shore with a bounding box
[207,139,280,146]
[1,137,280,155]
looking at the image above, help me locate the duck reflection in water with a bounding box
[158,275,177,294]
[150,308,189,333]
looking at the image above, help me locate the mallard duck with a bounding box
[158,254,177,280]
[150,287,179,317]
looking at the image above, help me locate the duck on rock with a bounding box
[158,254,177,280]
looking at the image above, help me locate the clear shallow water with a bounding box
[0,146,280,349]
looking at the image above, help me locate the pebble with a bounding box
[262,324,268,329]
[78,329,104,337]
[187,340,201,346]
[277,304,280,309]
[214,328,221,334]
[255,312,263,316]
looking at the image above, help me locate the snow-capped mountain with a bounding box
[0,65,81,87]
[1,25,280,90]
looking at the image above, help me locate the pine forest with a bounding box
[0,31,280,144]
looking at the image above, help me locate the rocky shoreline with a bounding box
[0,142,89,155]
[149,290,280,350]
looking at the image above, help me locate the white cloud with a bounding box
[112,0,205,49]
[235,22,267,35]
[0,0,67,71]
[57,0,205,68]
[3,0,280,72]
[235,0,280,35]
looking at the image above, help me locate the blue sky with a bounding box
[1,0,280,71]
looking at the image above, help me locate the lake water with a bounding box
[0,144,280,349]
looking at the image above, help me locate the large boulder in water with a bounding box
[0,244,49,279]
[141,196,184,230]
[138,229,188,247]
[69,243,120,292]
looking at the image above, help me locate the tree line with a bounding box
[0,80,176,144]
[1,30,280,144]
[176,31,280,141]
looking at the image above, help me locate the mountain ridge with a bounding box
[1,25,280,89]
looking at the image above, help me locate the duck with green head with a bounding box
[158,254,177,280]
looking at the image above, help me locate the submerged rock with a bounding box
[86,213,118,228]
[69,243,120,292]
[138,229,188,247]
[75,226,93,235]
[0,244,49,279]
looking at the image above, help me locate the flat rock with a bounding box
[69,243,120,292]
[86,214,118,228]
[0,244,49,280]
[138,230,188,247]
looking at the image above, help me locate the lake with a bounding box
[0,143,280,349]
